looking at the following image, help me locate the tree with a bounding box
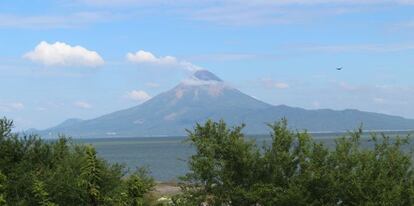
[32,178,57,206]
[123,168,155,206]
[81,146,103,206]
[0,171,6,206]
[0,117,13,140]
[178,119,414,205]
[0,117,153,205]
[180,120,260,205]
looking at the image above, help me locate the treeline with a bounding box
[1,117,414,205]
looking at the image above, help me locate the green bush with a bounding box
[0,117,155,206]
[32,178,57,206]
[0,171,6,206]
[123,168,156,206]
[178,119,414,206]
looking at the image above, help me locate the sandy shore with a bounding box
[153,182,182,196]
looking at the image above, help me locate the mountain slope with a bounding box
[41,70,414,138]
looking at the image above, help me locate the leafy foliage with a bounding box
[81,146,103,206]
[178,119,414,205]
[32,178,57,206]
[122,168,156,206]
[0,117,155,205]
[0,171,6,206]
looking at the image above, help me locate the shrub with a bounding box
[179,119,414,205]
[0,117,154,205]
[0,171,6,206]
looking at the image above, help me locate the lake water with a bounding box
[77,131,413,181]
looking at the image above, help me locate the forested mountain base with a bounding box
[1,117,414,205]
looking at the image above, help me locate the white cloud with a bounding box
[14,1,411,28]
[0,102,24,112]
[261,78,290,89]
[274,82,290,89]
[179,60,203,71]
[312,101,321,108]
[9,102,24,110]
[373,97,386,104]
[296,43,414,53]
[188,53,257,61]
[78,0,414,7]
[24,41,104,67]
[145,82,161,88]
[86,0,413,28]
[107,0,413,26]
[195,1,414,26]
[392,20,414,32]
[80,0,155,6]
[164,112,178,121]
[372,97,408,106]
[338,81,358,91]
[126,50,202,71]
[36,107,47,111]
[126,50,177,64]
[74,101,92,109]
[181,78,222,86]
[126,90,151,102]
[0,12,110,29]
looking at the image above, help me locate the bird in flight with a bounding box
[336,67,343,71]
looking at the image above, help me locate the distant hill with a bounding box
[40,70,414,138]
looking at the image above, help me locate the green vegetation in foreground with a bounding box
[0,118,154,206]
[174,119,414,205]
[1,117,414,205]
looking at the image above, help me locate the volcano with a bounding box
[41,70,414,138]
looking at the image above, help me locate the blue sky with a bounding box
[1,0,414,130]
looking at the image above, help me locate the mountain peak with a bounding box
[192,70,222,82]
[180,70,224,87]
[40,69,414,138]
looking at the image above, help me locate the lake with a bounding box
[77,131,413,181]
